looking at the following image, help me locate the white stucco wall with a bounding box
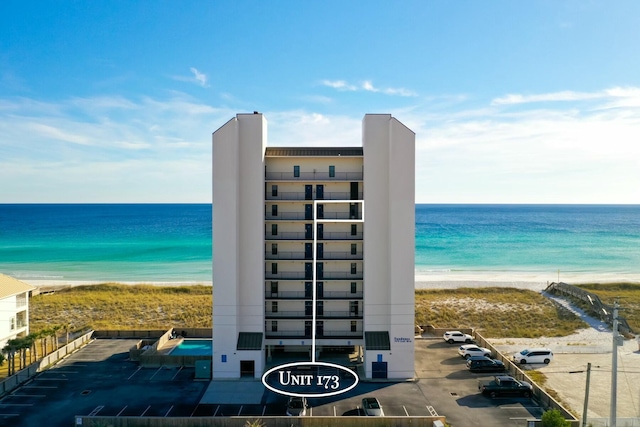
[212,113,266,378]
[362,114,415,379]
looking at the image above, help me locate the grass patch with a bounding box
[31,283,624,339]
[575,283,640,331]
[416,287,587,338]
[30,283,212,332]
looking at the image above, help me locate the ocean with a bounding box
[0,204,639,285]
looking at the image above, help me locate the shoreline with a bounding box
[23,271,640,290]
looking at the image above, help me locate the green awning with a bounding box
[237,332,263,350]
[364,331,390,350]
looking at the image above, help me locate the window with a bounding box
[351,282,357,294]
[10,317,15,330]
[351,244,357,255]
[351,321,357,332]
[272,321,278,332]
[271,281,278,295]
[271,224,278,235]
[350,301,359,316]
[272,301,278,313]
[271,243,278,255]
[272,205,278,217]
[272,185,278,197]
[351,224,357,236]
[272,263,278,274]
[329,165,335,177]
[294,165,300,177]
[16,293,26,308]
[351,263,357,274]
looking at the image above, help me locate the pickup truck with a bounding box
[478,375,533,398]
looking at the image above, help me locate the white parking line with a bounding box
[164,406,174,417]
[333,406,337,416]
[140,405,151,416]
[117,406,128,416]
[149,368,162,380]
[88,406,104,416]
[403,405,410,416]
[237,405,243,416]
[171,366,183,380]
[261,405,266,416]
[213,405,220,416]
[127,367,142,380]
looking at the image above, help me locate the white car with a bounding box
[443,331,473,344]
[458,344,492,359]
[361,397,384,416]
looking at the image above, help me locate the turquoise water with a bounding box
[0,204,639,283]
[169,339,212,356]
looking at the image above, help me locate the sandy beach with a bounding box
[24,270,640,290]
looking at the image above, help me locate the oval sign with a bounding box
[261,361,359,398]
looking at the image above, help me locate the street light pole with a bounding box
[582,362,591,427]
[610,301,620,427]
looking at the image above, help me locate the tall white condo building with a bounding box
[212,113,415,380]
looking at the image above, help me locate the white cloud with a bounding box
[322,79,416,97]
[171,67,209,87]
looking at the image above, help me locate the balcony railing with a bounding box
[265,271,363,280]
[265,211,363,220]
[265,311,363,319]
[265,171,363,181]
[265,232,363,241]
[265,251,363,260]
[265,330,363,339]
[265,291,364,299]
[266,191,363,201]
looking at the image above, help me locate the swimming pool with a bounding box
[169,339,213,356]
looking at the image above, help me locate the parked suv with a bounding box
[512,348,553,364]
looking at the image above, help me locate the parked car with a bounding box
[286,396,308,416]
[458,344,492,359]
[478,375,532,398]
[443,331,473,344]
[361,397,384,416]
[466,356,506,373]
[512,348,553,365]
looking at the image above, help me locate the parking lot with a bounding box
[0,337,547,427]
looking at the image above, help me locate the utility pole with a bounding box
[582,362,591,427]
[610,300,622,427]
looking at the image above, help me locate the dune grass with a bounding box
[575,283,640,331]
[28,283,593,339]
[29,284,213,332]
[415,287,587,338]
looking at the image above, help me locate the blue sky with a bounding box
[1,1,639,203]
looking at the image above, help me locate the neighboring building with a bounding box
[212,113,415,380]
[0,274,36,351]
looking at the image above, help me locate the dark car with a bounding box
[286,396,308,416]
[466,356,506,373]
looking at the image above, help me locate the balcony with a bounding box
[266,191,363,201]
[265,171,363,181]
[265,271,364,280]
[265,330,363,339]
[265,291,363,299]
[265,211,363,221]
[265,231,363,241]
[265,251,363,260]
[265,311,363,319]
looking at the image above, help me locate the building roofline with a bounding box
[265,147,363,157]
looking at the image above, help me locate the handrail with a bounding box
[545,282,634,335]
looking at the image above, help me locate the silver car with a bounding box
[286,396,308,416]
[361,397,384,416]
